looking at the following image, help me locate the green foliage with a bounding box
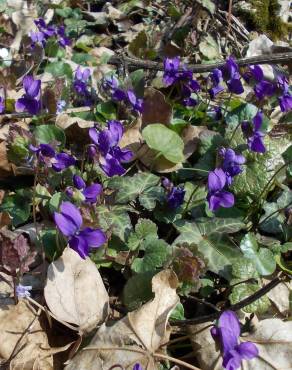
[123,271,155,311]
[240,233,276,276]
[34,125,66,147]
[131,236,170,273]
[97,205,133,242]
[0,190,31,227]
[173,220,242,279]
[142,124,185,164]
[45,62,73,79]
[108,173,163,210]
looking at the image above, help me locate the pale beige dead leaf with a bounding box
[44,248,109,335]
[0,300,53,370]
[119,117,143,156]
[189,317,292,370]
[266,281,292,316]
[142,88,172,128]
[10,1,38,54]
[65,270,179,370]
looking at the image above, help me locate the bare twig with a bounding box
[171,275,283,326]
[109,52,292,73]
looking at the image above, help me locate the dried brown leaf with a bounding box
[65,270,179,370]
[142,88,172,128]
[44,248,109,335]
[0,300,53,370]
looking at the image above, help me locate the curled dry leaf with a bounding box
[142,87,172,128]
[65,270,179,370]
[189,318,292,370]
[0,300,53,370]
[44,248,109,335]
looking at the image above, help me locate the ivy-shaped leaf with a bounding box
[97,205,133,241]
[108,172,161,206]
[0,190,31,227]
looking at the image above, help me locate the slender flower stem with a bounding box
[257,201,292,228]
[171,275,283,326]
[182,183,201,216]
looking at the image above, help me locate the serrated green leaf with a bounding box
[123,271,155,311]
[109,173,160,204]
[240,233,276,276]
[229,282,270,314]
[142,124,185,164]
[34,125,66,147]
[135,218,158,239]
[97,205,132,241]
[131,236,170,273]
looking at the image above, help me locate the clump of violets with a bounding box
[30,18,70,49]
[241,111,266,153]
[208,57,244,99]
[163,57,200,106]
[29,143,76,172]
[211,311,258,370]
[15,76,41,115]
[54,201,106,259]
[162,177,185,209]
[103,75,143,113]
[89,120,133,177]
[207,148,245,212]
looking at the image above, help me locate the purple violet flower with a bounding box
[133,364,143,370]
[29,143,56,159]
[254,80,275,100]
[163,57,180,86]
[57,100,66,114]
[54,201,106,259]
[29,31,46,48]
[220,57,243,95]
[242,111,266,153]
[56,25,70,47]
[220,148,245,186]
[89,120,133,177]
[211,311,258,370]
[167,186,185,209]
[208,69,224,98]
[207,168,234,212]
[73,175,102,203]
[16,284,32,298]
[279,94,292,112]
[51,153,76,172]
[127,90,143,113]
[243,65,264,83]
[74,66,91,96]
[15,76,41,115]
[0,96,5,113]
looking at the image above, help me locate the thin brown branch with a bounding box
[171,276,283,326]
[109,52,292,73]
